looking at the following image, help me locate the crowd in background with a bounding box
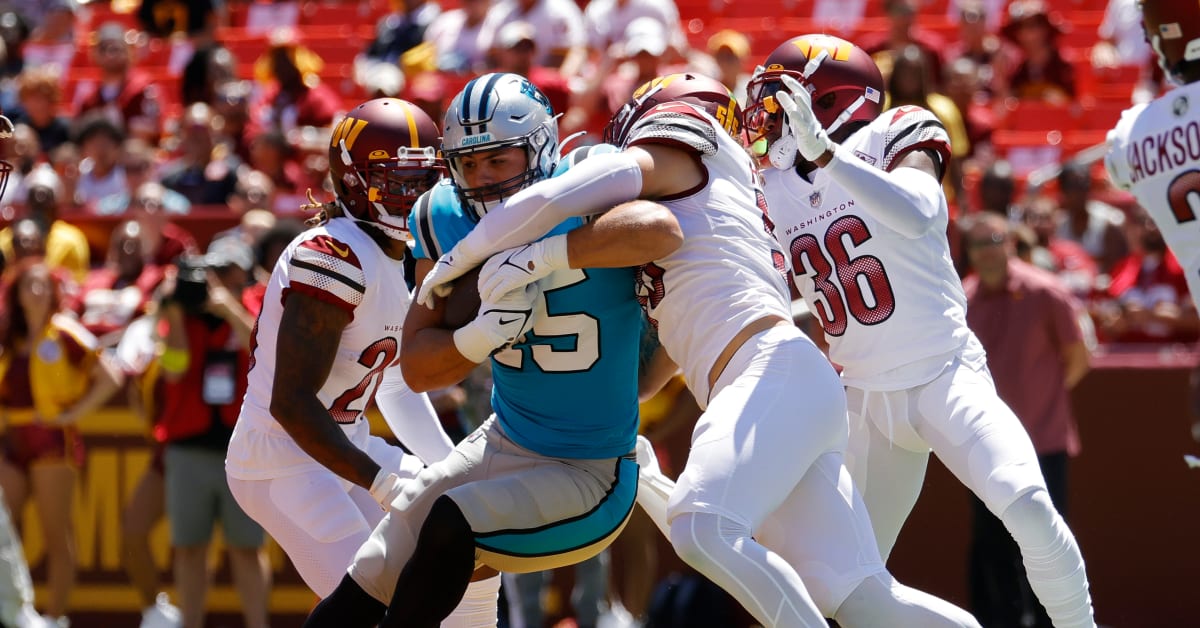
[0,0,1187,627]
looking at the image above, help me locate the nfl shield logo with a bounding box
[809,191,821,207]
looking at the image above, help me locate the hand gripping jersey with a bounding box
[1106,81,1200,303]
[408,146,642,459]
[764,106,971,389]
[624,102,792,405]
[228,217,415,479]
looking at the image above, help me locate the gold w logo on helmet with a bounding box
[790,36,852,62]
[330,117,369,150]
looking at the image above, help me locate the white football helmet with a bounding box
[442,72,559,219]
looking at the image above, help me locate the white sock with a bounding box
[442,574,501,628]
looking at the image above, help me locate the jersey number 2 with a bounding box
[789,215,896,336]
[1167,170,1200,224]
[330,337,398,423]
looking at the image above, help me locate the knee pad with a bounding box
[976,455,1045,516]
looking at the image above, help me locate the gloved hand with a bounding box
[368,468,406,511]
[774,73,836,163]
[416,239,486,308]
[477,235,568,304]
[452,282,541,363]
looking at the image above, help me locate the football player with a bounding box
[747,35,1095,627]
[1105,1,1200,444]
[305,73,682,628]
[411,73,979,627]
[225,98,500,626]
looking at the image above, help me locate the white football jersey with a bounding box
[628,102,792,405]
[764,106,973,390]
[1105,81,1200,304]
[228,217,414,480]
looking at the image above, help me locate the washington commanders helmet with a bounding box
[604,72,742,147]
[744,34,884,147]
[442,73,559,219]
[329,98,444,238]
[1140,0,1200,84]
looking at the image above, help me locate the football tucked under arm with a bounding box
[441,265,483,330]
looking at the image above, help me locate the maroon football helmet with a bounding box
[604,73,743,147]
[329,98,445,236]
[1140,0,1200,83]
[744,34,884,146]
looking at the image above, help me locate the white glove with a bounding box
[416,241,485,309]
[774,74,836,163]
[368,468,406,511]
[477,235,568,304]
[452,282,541,363]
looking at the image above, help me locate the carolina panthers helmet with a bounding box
[1140,0,1200,84]
[442,73,559,218]
[604,73,742,147]
[329,98,444,239]
[744,34,884,147]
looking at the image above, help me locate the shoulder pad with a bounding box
[556,143,621,175]
[410,180,472,259]
[627,103,719,157]
[878,106,952,174]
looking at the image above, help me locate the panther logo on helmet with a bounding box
[1139,0,1200,84]
[744,34,883,151]
[604,73,742,148]
[441,73,560,220]
[328,98,445,239]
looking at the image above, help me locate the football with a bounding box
[442,265,483,329]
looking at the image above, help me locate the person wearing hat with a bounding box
[583,0,686,65]
[708,29,751,104]
[480,0,588,77]
[1003,0,1076,103]
[424,0,492,74]
[154,234,269,628]
[493,21,572,116]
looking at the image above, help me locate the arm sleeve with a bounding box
[823,147,946,239]
[454,151,644,263]
[374,368,455,464]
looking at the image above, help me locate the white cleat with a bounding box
[635,435,661,475]
[139,593,182,628]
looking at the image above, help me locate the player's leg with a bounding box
[666,328,841,627]
[219,452,271,628]
[914,361,1094,628]
[0,485,43,628]
[757,452,980,627]
[121,453,175,620]
[843,387,931,561]
[30,458,77,619]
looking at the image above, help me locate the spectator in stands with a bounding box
[246,130,307,213]
[944,0,1018,98]
[481,0,588,78]
[46,143,79,208]
[0,166,88,281]
[137,0,217,41]
[213,79,255,164]
[1024,195,1101,298]
[1092,0,1152,70]
[0,260,124,626]
[154,236,270,628]
[978,159,1022,220]
[0,12,29,79]
[1002,0,1076,103]
[180,43,237,107]
[577,16,680,137]
[425,0,492,74]
[944,57,998,164]
[77,22,163,144]
[962,211,1092,628]
[584,0,686,68]
[859,0,946,88]
[1054,161,1127,274]
[160,103,240,207]
[4,218,44,269]
[243,216,304,311]
[492,22,571,115]
[72,220,165,344]
[19,0,75,80]
[74,114,128,208]
[251,29,342,135]
[96,139,191,216]
[129,182,198,267]
[886,44,970,208]
[708,30,751,106]
[10,67,69,157]
[1096,207,1199,343]
[364,0,440,67]
[226,169,275,219]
